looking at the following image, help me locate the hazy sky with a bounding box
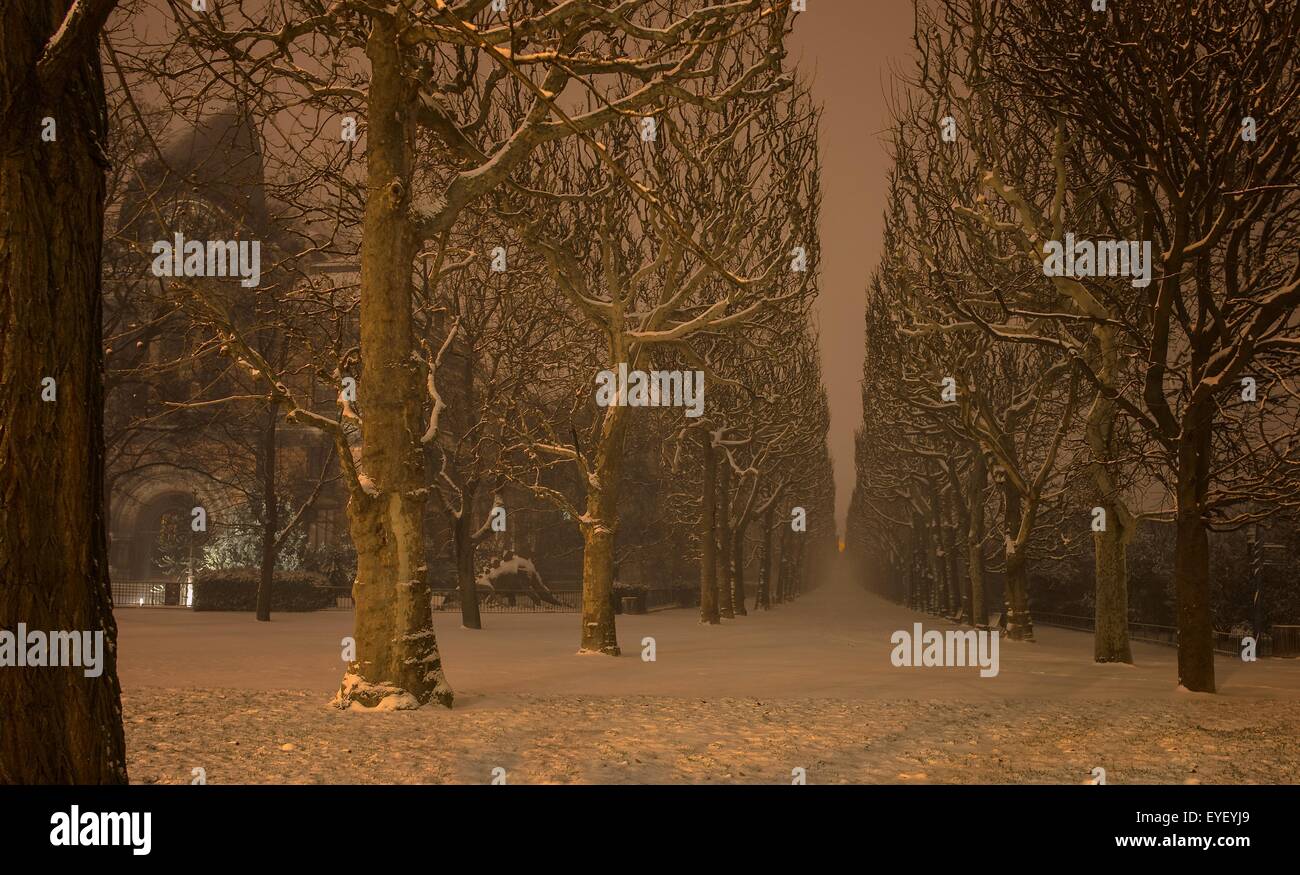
[789,2,915,531]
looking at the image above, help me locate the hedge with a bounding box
[191,568,337,612]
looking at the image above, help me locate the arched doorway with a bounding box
[123,491,204,605]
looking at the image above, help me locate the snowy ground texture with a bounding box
[116,577,1300,785]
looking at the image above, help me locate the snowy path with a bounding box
[115,575,1300,784]
[115,573,1300,702]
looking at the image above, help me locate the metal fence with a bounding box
[111,579,194,608]
[1033,611,1274,657]
[111,579,698,615]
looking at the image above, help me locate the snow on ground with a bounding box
[115,573,1300,784]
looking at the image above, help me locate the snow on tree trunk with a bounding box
[579,485,620,655]
[334,17,451,710]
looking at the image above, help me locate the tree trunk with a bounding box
[335,16,452,709]
[731,524,748,616]
[255,400,279,622]
[1092,506,1131,662]
[699,436,721,623]
[756,504,774,610]
[774,528,789,603]
[0,0,128,782]
[1002,480,1034,641]
[791,537,806,598]
[1086,329,1133,663]
[454,509,481,630]
[1174,405,1215,692]
[578,471,621,654]
[717,460,734,619]
[967,451,988,627]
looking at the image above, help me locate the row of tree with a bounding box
[848,0,1300,694]
[2,0,835,781]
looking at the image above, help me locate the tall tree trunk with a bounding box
[967,451,988,627]
[255,400,279,622]
[336,16,452,709]
[1002,480,1034,641]
[1086,329,1133,663]
[774,528,789,603]
[576,385,628,653]
[699,436,720,624]
[731,524,748,616]
[454,508,481,630]
[717,460,734,619]
[756,504,774,610]
[578,468,621,654]
[941,515,961,619]
[791,537,806,598]
[0,0,128,782]
[1092,508,1130,660]
[1174,404,1215,692]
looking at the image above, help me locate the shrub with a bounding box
[191,568,336,612]
[611,582,648,614]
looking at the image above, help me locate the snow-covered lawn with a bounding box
[115,580,1300,784]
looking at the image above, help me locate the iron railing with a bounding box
[111,579,194,608]
[1033,611,1274,657]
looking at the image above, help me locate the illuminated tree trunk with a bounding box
[335,16,451,708]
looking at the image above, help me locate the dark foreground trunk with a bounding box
[255,401,279,622]
[699,437,720,624]
[454,510,482,630]
[1174,409,1215,692]
[0,0,128,782]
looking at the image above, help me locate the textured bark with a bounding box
[1174,404,1215,693]
[578,472,621,654]
[699,437,720,624]
[1092,506,1131,662]
[0,0,128,783]
[255,400,278,622]
[335,16,451,709]
[1086,323,1132,663]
